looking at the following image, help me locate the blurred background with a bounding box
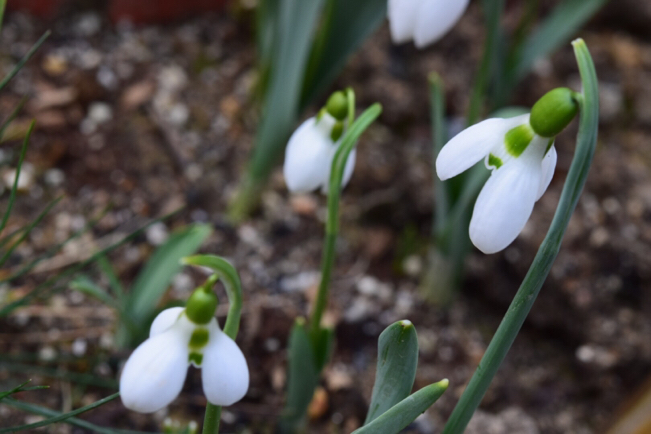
[1,0,650,433]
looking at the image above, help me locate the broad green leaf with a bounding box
[511,0,607,82]
[364,320,419,424]
[300,0,386,109]
[310,326,334,373]
[279,319,320,434]
[354,380,449,434]
[127,224,212,322]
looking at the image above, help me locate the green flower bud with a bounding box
[185,275,218,324]
[504,123,534,157]
[529,87,579,138]
[326,91,348,121]
[330,120,345,142]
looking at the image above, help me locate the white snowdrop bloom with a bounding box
[388,0,470,48]
[283,112,355,194]
[119,306,249,413]
[436,87,579,254]
[436,114,556,254]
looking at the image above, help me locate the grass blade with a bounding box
[0,31,50,92]
[0,96,28,142]
[0,380,48,401]
[0,121,34,235]
[0,362,118,389]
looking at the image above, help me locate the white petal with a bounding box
[201,328,249,406]
[436,115,529,181]
[469,155,542,254]
[283,117,334,193]
[120,327,190,413]
[321,148,357,194]
[388,0,422,44]
[536,144,557,201]
[150,307,185,337]
[413,0,470,48]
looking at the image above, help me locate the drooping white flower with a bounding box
[388,0,470,48]
[119,307,249,413]
[436,114,557,254]
[283,112,355,194]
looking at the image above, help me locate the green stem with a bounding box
[308,102,382,335]
[466,0,504,126]
[182,254,245,434]
[428,73,448,239]
[442,39,598,434]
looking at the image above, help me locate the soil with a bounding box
[1,2,650,433]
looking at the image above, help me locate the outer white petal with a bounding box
[388,0,422,44]
[436,115,529,181]
[536,144,557,201]
[120,325,191,413]
[283,117,333,193]
[413,0,470,48]
[201,327,249,406]
[150,307,185,337]
[469,152,542,254]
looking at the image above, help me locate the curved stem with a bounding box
[182,254,244,434]
[308,102,382,335]
[442,39,598,434]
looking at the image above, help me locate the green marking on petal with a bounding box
[488,153,503,169]
[545,138,554,155]
[189,352,203,366]
[330,121,344,142]
[189,327,209,349]
[504,124,534,157]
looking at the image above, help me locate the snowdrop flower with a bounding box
[388,0,470,48]
[120,285,249,413]
[436,88,579,254]
[284,91,355,193]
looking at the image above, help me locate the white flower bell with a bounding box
[436,88,579,254]
[283,91,355,194]
[388,0,470,48]
[120,286,249,413]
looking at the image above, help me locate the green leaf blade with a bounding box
[354,380,449,434]
[364,320,419,424]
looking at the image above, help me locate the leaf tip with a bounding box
[437,378,450,389]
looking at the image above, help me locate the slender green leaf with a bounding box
[0,96,27,142]
[0,121,33,235]
[0,197,61,268]
[0,381,47,401]
[0,393,119,433]
[442,39,599,434]
[365,320,419,424]
[279,320,320,433]
[354,380,449,434]
[0,362,118,389]
[300,0,386,109]
[0,31,50,92]
[97,255,126,302]
[0,0,6,35]
[128,224,211,322]
[1,396,147,434]
[311,326,334,373]
[0,210,183,317]
[70,275,119,309]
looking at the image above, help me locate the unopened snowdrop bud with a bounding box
[388,0,470,48]
[530,87,579,138]
[119,278,249,413]
[283,91,355,194]
[436,112,560,254]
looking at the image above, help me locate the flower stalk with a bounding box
[441,38,598,434]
